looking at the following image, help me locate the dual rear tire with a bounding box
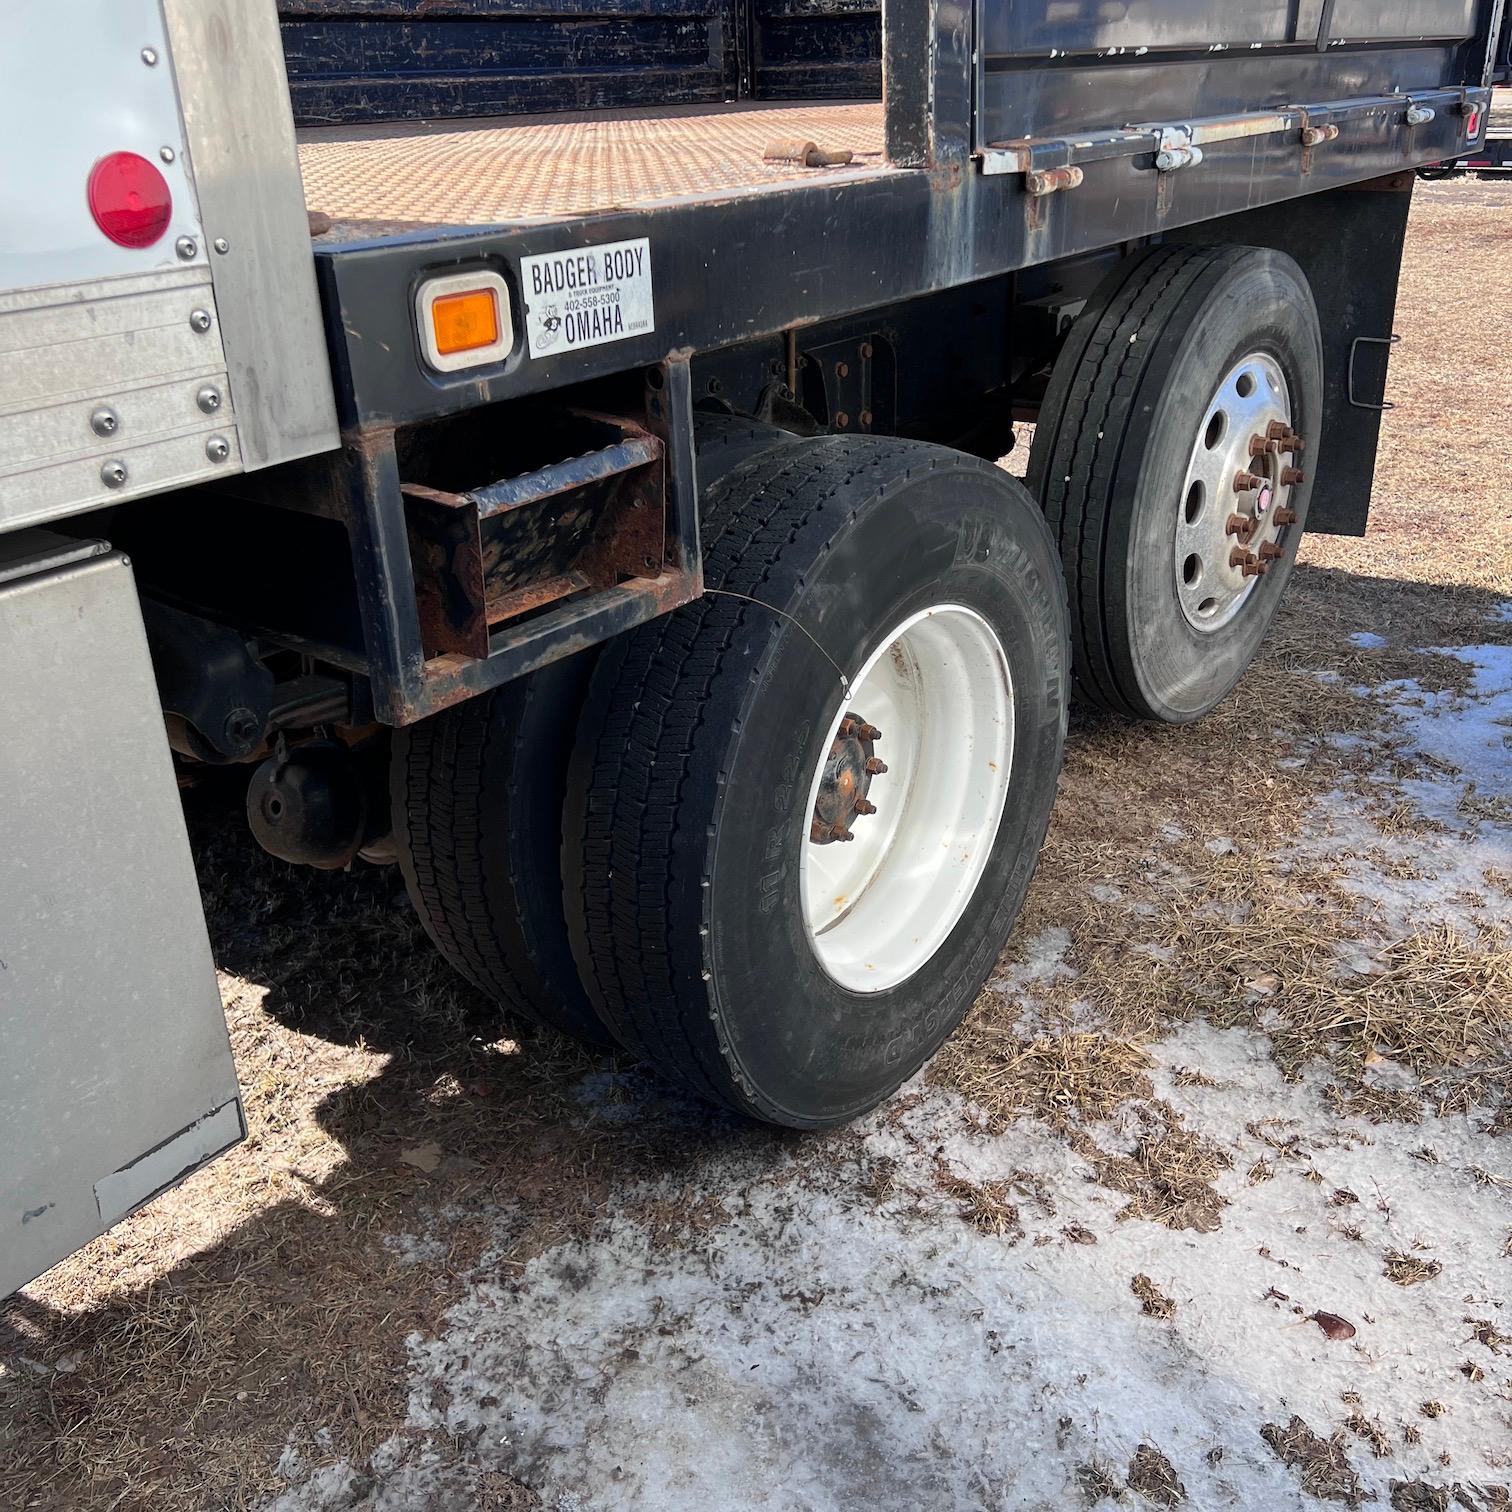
[396,435,1069,1125]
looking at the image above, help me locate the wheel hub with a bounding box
[1173,353,1303,633]
[798,605,1015,995]
[810,713,885,844]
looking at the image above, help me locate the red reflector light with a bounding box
[87,152,173,248]
[1466,107,1481,137]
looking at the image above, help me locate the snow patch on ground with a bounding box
[381,1231,448,1267]
[270,1029,1511,1511]
[981,927,1076,1021]
[1285,640,1512,935]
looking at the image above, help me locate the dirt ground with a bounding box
[3,180,1510,1512]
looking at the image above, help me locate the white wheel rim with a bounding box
[1173,352,1300,633]
[799,604,1014,994]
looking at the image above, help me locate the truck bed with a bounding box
[298,100,888,239]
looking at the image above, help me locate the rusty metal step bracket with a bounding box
[400,413,666,661]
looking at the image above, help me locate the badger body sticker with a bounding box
[521,237,654,358]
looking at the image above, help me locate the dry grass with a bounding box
[1346,1412,1393,1459]
[1131,1273,1177,1320]
[1463,1318,1511,1355]
[1073,1118,1232,1233]
[1126,1443,1187,1506]
[1271,928,1512,1107]
[1384,1251,1444,1287]
[933,1166,1023,1239]
[1261,1415,1368,1505]
[936,1029,1154,1131]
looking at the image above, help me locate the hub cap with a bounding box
[799,605,1014,994]
[1173,353,1302,633]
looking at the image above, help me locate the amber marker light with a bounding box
[415,271,512,372]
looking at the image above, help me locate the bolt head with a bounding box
[90,406,120,438]
[100,459,128,489]
[141,46,158,66]
[223,708,261,749]
[189,308,212,333]
[175,235,198,261]
[160,145,176,164]
[205,435,230,463]
[213,237,230,255]
[196,384,223,414]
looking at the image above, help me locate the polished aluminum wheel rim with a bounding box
[1173,352,1301,633]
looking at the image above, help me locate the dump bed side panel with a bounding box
[750,0,880,99]
[278,0,879,125]
[280,0,742,125]
[979,0,1485,145]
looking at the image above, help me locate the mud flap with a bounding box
[0,530,243,1297]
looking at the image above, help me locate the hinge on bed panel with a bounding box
[1154,126,1204,173]
[1024,165,1084,198]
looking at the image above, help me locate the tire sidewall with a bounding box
[1111,251,1323,724]
[694,459,1068,1125]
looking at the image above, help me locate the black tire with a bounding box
[562,436,1070,1127]
[1416,162,1458,181]
[393,651,612,1045]
[1028,243,1323,724]
[389,416,799,1047]
[691,411,802,488]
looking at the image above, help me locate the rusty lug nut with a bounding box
[1242,559,1271,577]
[1248,434,1278,458]
[854,797,878,816]
[1230,546,1256,569]
[1258,541,1285,562]
[1280,467,1305,486]
[1225,513,1253,538]
[831,822,855,842]
[839,717,858,738]
[1233,471,1263,494]
[864,757,888,775]
[810,818,829,843]
[1266,420,1290,440]
[856,723,883,742]
[1282,433,1305,454]
[1272,506,1298,526]
[835,411,850,429]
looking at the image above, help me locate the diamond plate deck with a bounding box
[298,101,889,236]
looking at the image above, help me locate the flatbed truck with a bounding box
[2,0,1505,1296]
